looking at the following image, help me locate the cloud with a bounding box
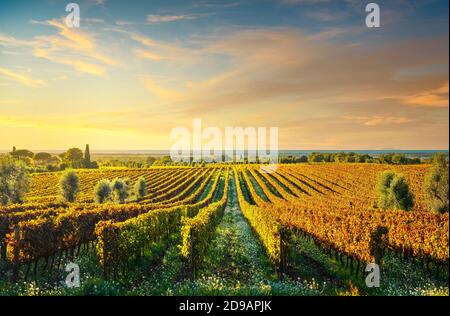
[403,83,449,107]
[11,19,119,76]
[134,49,167,61]
[83,18,105,24]
[35,48,106,76]
[0,34,35,47]
[0,67,44,87]
[143,78,183,100]
[181,30,448,113]
[129,32,196,62]
[306,9,349,22]
[116,13,206,26]
[146,14,197,24]
[127,26,447,151]
[340,115,414,126]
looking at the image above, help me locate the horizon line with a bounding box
[1,148,449,152]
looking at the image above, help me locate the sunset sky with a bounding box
[0,0,448,150]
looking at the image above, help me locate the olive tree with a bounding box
[59,170,79,202]
[376,171,414,211]
[111,178,130,204]
[424,153,449,213]
[94,179,112,204]
[0,155,30,205]
[134,177,147,199]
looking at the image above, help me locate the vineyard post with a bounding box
[102,231,109,280]
[12,226,20,282]
[278,229,287,280]
[189,229,195,281]
[0,241,6,261]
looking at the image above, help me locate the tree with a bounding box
[424,153,449,213]
[62,148,84,168]
[335,152,347,163]
[0,155,30,205]
[146,156,156,166]
[134,177,147,199]
[295,155,308,163]
[377,154,393,164]
[392,154,407,165]
[153,156,173,166]
[111,178,130,204]
[59,170,79,202]
[34,152,52,162]
[346,154,356,163]
[376,171,414,211]
[408,157,421,164]
[84,144,91,168]
[94,179,112,204]
[308,152,324,162]
[358,154,372,163]
[10,149,34,159]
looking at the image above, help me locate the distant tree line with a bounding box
[98,152,430,168]
[8,144,98,172]
[280,152,423,165]
[98,155,206,168]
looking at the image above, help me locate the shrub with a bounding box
[94,179,112,204]
[134,177,147,199]
[111,178,130,204]
[424,153,449,213]
[59,170,79,202]
[0,155,30,205]
[376,171,414,211]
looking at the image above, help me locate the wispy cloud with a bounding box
[129,32,196,62]
[0,34,35,47]
[147,14,198,24]
[26,19,118,76]
[403,83,449,107]
[0,67,44,87]
[143,78,183,100]
[306,9,349,22]
[341,115,414,126]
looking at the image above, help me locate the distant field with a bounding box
[0,164,448,296]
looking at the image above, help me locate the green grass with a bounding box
[286,234,449,296]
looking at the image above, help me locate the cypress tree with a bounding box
[84,144,91,168]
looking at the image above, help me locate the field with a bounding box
[0,164,448,296]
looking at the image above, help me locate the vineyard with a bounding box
[0,164,448,296]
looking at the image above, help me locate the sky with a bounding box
[0,0,448,151]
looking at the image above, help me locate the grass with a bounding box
[286,234,449,296]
